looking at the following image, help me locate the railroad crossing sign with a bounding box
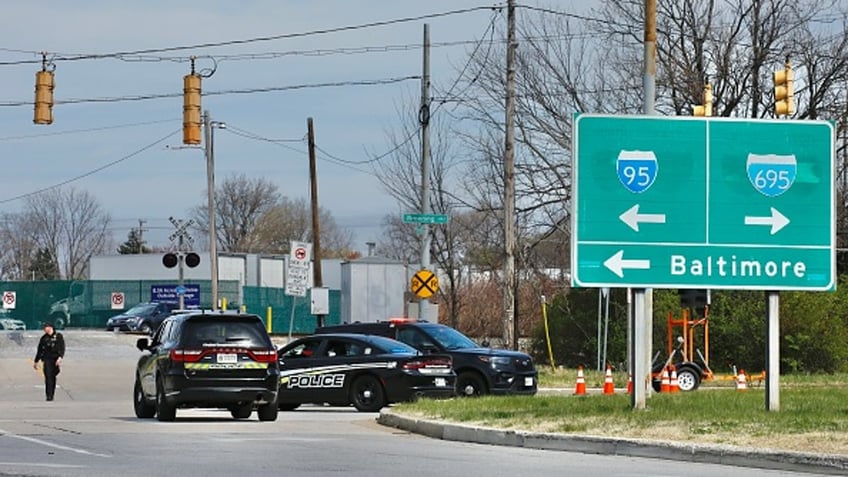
[2,291,16,309]
[168,216,195,249]
[571,114,835,290]
[111,292,125,310]
[411,269,439,299]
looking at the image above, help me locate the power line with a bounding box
[0,118,179,142]
[2,5,500,64]
[0,129,180,205]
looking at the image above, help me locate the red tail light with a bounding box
[248,349,278,363]
[170,349,204,362]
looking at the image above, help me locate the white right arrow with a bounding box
[604,250,651,278]
[744,207,790,235]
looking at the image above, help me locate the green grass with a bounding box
[394,372,848,453]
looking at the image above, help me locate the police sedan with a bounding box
[277,333,456,412]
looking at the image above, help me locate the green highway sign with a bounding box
[403,213,448,225]
[571,114,835,291]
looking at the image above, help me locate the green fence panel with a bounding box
[241,286,340,336]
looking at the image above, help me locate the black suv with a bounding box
[106,302,178,334]
[134,311,280,422]
[317,319,537,396]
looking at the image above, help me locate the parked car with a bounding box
[277,333,456,412]
[134,311,280,422]
[106,302,178,334]
[317,318,538,397]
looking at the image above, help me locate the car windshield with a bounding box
[421,324,479,350]
[125,303,158,315]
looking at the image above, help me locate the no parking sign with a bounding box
[111,292,125,310]
[2,291,16,309]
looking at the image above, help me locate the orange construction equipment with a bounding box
[574,365,587,395]
[669,366,680,393]
[660,367,671,393]
[626,373,633,394]
[603,365,615,395]
[736,369,748,391]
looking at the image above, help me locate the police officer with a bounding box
[33,322,65,401]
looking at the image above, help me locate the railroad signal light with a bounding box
[692,81,712,117]
[183,59,202,145]
[33,54,54,125]
[774,61,794,117]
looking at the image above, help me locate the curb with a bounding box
[377,410,848,475]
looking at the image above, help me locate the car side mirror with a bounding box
[136,337,150,351]
[481,339,491,348]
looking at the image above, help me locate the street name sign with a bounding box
[571,114,835,290]
[403,213,448,224]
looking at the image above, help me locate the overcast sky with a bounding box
[0,1,590,254]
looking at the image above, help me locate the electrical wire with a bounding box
[0,118,179,142]
[0,129,180,205]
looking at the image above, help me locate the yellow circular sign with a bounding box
[411,269,439,298]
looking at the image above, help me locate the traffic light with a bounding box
[183,63,202,145]
[33,55,54,125]
[774,61,794,117]
[692,81,712,117]
[679,289,708,316]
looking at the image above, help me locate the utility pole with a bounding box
[307,117,325,328]
[418,23,433,322]
[137,219,147,254]
[204,111,219,311]
[502,0,517,350]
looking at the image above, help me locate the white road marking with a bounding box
[0,428,111,458]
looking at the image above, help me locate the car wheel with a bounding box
[257,399,279,422]
[156,378,176,422]
[456,372,486,396]
[350,375,386,412]
[139,322,153,335]
[229,403,253,419]
[278,402,300,412]
[133,377,156,418]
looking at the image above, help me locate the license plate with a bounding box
[525,377,534,387]
[217,353,237,364]
[434,378,447,387]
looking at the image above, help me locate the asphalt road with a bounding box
[0,330,838,477]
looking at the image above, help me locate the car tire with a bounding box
[156,378,176,422]
[139,322,153,335]
[133,377,156,419]
[456,372,486,396]
[257,400,279,421]
[229,403,253,419]
[350,375,386,412]
[278,403,300,412]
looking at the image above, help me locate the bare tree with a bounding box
[21,187,111,279]
[0,212,38,280]
[253,197,354,257]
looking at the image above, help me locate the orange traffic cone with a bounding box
[669,366,680,393]
[626,373,633,394]
[736,369,748,392]
[660,367,671,393]
[603,365,615,395]
[574,365,587,395]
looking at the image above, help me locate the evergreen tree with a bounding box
[29,248,59,280]
[117,229,150,254]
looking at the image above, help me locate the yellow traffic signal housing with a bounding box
[33,69,55,125]
[183,72,202,145]
[692,82,713,117]
[774,62,794,116]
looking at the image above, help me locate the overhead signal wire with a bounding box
[0,129,180,205]
[0,5,499,65]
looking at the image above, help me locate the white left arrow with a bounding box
[619,204,667,232]
[604,250,651,278]
[744,207,790,235]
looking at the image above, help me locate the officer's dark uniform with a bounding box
[34,323,65,401]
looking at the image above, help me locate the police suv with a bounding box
[134,311,280,422]
[277,333,456,412]
[317,319,538,397]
